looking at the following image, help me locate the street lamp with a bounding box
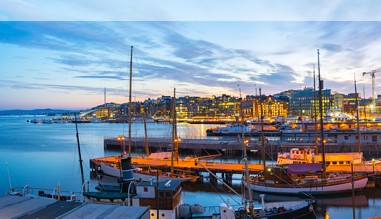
[174,137,181,163]
[117,135,126,156]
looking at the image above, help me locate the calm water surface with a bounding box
[0,115,380,219]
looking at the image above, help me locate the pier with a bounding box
[98,136,381,186]
[90,155,264,185]
[104,136,381,158]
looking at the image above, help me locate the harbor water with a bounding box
[1,115,381,219]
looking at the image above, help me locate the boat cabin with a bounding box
[277,148,315,164]
[277,147,364,165]
[263,166,295,185]
[132,179,182,219]
[263,164,324,185]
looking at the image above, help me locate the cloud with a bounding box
[321,43,343,52]
[74,75,126,80]
[2,1,381,21]
[2,20,381,109]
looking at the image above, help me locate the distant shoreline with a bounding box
[0,109,79,116]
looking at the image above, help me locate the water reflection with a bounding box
[1,117,381,218]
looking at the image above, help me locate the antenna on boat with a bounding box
[317,49,327,177]
[128,46,133,157]
[74,113,85,188]
[354,74,361,154]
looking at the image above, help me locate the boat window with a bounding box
[144,187,148,192]
[372,136,377,142]
[307,151,310,154]
[332,161,337,165]
[346,161,351,164]
[344,136,349,140]
[339,161,344,164]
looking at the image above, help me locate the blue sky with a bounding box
[1,1,381,110]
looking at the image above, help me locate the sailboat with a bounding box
[97,47,197,183]
[180,93,316,219]
[276,67,373,167]
[246,50,368,196]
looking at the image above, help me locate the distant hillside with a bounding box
[0,108,78,116]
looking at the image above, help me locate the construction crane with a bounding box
[363,69,381,111]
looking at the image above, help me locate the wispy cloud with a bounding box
[1,20,381,109]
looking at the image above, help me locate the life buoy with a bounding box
[293,154,298,159]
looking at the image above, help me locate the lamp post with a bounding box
[174,137,181,164]
[117,135,126,156]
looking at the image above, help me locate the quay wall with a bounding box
[104,137,381,158]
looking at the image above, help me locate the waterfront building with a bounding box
[280,87,332,118]
[78,85,381,124]
[242,95,288,121]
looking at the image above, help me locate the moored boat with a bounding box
[277,147,365,165]
[206,122,258,136]
[245,164,368,196]
[99,155,198,182]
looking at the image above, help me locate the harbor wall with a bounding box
[104,137,381,158]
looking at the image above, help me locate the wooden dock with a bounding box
[92,155,381,173]
[91,155,264,174]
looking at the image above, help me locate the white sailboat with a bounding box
[98,47,197,183]
[246,50,368,196]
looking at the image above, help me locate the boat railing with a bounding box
[9,185,83,202]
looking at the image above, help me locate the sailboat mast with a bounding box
[128,46,133,157]
[174,89,178,163]
[74,114,85,187]
[313,64,318,155]
[317,49,327,177]
[354,74,361,154]
[260,88,265,169]
[240,90,253,213]
[144,114,150,157]
[171,88,178,171]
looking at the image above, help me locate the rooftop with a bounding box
[0,195,149,219]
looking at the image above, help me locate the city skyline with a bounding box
[1,1,381,110]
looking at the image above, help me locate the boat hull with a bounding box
[220,200,316,219]
[245,177,368,196]
[264,200,316,219]
[99,162,193,182]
